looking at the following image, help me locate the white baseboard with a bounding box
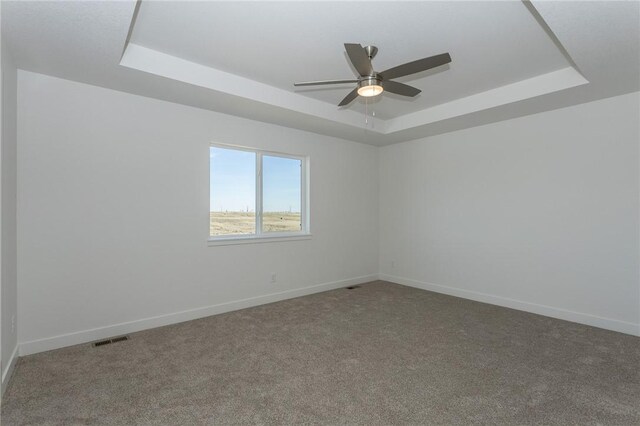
[19,274,379,356]
[1,344,19,397]
[380,274,640,337]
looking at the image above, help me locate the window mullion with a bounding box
[256,152,263,236]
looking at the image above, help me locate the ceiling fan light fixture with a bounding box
[357,77,383,97]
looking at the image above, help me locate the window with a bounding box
[209,144,308,242]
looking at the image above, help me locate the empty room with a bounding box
[1,0,639,424]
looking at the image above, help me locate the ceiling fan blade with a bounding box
[338,88,359,106]
[344,43,373,77]
[382,80,421,97]
[294,79,359,87]
[380,53,451,80]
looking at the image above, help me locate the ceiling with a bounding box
[3,1,639,146]
[130,1,570,120]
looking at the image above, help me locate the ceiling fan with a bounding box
[294,43,451,106]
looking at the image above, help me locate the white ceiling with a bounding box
[130,1,569,119]
[2,1,639,146]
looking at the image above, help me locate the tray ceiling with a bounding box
[129,1,570,120]
[3,1,639,145]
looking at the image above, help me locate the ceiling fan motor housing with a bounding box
[359,76,382,87]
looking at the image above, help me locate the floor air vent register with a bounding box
[92,336,129,347]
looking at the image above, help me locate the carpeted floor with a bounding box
[2,281,639,425]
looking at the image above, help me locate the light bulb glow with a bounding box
[357,84,384,97]
[357,77,384,98]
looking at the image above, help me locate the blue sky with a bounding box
[210,147,301,212]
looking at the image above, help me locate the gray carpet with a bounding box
[2,281,639,425]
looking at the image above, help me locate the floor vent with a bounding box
[92,336,129,347]
[346,285,361,290]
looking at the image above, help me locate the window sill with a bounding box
[208,233,312,246]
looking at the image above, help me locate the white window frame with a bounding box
[208,143,311,246]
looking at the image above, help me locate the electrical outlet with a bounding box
[270,273,277,283]
[11,314,16,334]
[391,260,396,269]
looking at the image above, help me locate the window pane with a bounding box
[262,155,302,233]
[210,147,256,236]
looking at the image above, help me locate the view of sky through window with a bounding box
[209,147,256,212]
[263,155,301,214]
[209,147,301,213]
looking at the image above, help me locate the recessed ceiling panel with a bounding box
[5,0,636,145]
[130,1,571,119]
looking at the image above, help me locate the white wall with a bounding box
[17,71,379,354]
[1,37,18,393]
[14,69,640,358]
[380,92,640,336]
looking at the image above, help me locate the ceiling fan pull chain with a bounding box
[365,97,368,125]
[364,98,376,129]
